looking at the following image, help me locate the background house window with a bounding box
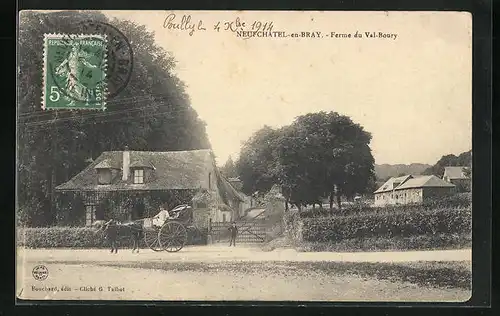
[208,172,212,190]
[85,205,96,226]
[222,213,227,222]
[133,169,144,184]
[98,169,112,185]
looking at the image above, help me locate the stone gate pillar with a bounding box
[264,186,286,241]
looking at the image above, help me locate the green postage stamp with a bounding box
[43,34,108,110]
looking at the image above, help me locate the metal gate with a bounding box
[210,220,267,243]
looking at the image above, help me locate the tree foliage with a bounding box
[220,156,238,178]
[235,112,375,210]
[18,11,210,226]
[235,126,281,196]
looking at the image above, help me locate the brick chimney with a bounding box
[122,146,130,181]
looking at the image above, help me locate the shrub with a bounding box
[301,207,471,242]
[17,226,207,248]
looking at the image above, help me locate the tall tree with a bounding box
[18,11,210,226]
[280,112,375,210]
[220,156,237,178]
[237,112,375,211]
[235,126,281,196]
[273,123,325,210]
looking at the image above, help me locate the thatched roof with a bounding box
[191,189,217,204]
[94,159,120,169]
[56,149,215,191]
[216,170,245,203]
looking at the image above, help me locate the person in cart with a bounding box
[152,204,170,227]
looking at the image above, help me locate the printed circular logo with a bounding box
[32,265,49,281]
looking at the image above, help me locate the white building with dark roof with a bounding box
[374,174,455,206]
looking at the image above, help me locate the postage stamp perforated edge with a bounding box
[42,33,109,111]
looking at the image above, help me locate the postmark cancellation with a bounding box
[42,33,108,111]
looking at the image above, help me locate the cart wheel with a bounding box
[143,227,162,251]
[158,221,187,253]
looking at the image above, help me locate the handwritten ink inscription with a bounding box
[213,18,274,33]
[163,14,206,36]
[162,13,275,37]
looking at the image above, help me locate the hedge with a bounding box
[301,207,471,242]
[296,233,472,252]
[17,226,207,248]
[299,193,472,218]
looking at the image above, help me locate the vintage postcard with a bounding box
[17,10,472,302]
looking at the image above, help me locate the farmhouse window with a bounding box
[133,169,144,184]
[222,213,227,222]
[98,169,112,185]
[85,205,96,226]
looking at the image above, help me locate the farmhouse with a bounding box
[443,166,471,192]
[55,148,245,226]
[373,175,455,206]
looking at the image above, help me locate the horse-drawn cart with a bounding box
[142,204,192,253]
[142,220,188,252]
[96,204,195,253]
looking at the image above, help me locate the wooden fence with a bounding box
[210,220,267,243]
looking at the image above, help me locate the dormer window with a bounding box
[94,159,116,185]
[98,169,112,185]
[133,169,144,184]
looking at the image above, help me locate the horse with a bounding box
[93,219,144,253]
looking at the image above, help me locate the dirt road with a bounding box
[16,246,471,302]
[17,246,472,264]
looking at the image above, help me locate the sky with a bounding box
[104,11,472,165]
